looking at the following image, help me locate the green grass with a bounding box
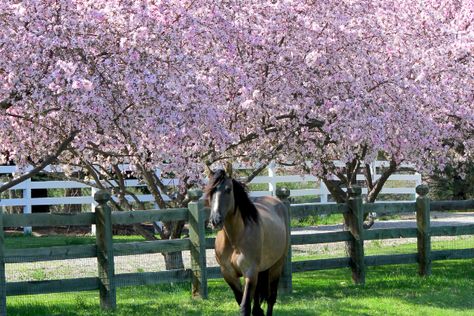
[291,214,344,227]
[293,236,474,261]
[31,269,47,281]
[6,260,474,316]
[4,235,145,249]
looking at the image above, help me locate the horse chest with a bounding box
[215,247,249,274]
[216,242,257,277]
[230,249,253,274]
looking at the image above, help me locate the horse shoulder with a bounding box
[215,231,232,264]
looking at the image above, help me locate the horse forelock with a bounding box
[204,169,227,199]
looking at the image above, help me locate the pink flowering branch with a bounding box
[0,131,79,193]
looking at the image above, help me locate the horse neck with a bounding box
[223,206,245,246]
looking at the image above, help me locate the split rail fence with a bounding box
[0,185,473,315]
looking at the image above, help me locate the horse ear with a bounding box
[224,161,233,178]
[204,164,214,179]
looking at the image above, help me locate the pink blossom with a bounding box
[0,0,471,192]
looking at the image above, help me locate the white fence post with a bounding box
[268,162,277,196]
[414,172,423,208]
[23,178,32,235]
[320,180,328,203]
[91,187,98,235]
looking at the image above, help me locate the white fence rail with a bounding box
[0,162,421,234]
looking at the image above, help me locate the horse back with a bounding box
[253,196,289,227]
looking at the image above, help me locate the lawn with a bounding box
[3,234,145,249]
[6,259,473,316]
[292,235,474,261]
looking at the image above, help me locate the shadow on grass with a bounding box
[285,260,474,313]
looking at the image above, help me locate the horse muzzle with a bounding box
[209,216,223,230]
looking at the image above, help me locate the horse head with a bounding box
[205,169,235,230]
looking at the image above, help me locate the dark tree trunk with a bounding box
[160,220,186,270]
[6,189,22,214]
[163,251,185,270]
[64,188,82,213]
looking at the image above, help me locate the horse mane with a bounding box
[205,169,259,225]
[231,178,259,225]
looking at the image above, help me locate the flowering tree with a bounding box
[195,0,473,206]
[1,0,472,269]
[0,0,229,268]
[0,0,228,184]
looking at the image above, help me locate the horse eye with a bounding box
[224,187,232,194]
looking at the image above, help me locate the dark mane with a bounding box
[231,179,259,225]
[205,169,259,225]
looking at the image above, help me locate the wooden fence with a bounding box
[0,185,473,315]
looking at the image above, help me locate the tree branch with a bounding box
[322,178,347,203]
[0,131,79,193]
[364,163,374,191]
[138,164,167,209]
[367,159,397,202]
[336,170,349,185]
[243,163,269,184]
[0,91,21,110]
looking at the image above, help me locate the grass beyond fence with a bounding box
[0,185,473,315]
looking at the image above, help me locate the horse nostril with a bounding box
[210,215,221,228]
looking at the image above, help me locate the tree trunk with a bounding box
[163,251,185,270]
[64,188,82,213]
[7,189,22,214]
[159,220,186,270]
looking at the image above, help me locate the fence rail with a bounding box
[0,185,472,315]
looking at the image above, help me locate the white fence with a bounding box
[0,162,421,233]
[241,161,422,202]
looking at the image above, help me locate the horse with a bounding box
[205,169,290,316]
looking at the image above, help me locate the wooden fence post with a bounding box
[188,189,208,299]
[94,190,116,310]
[276,187,292,294]
[346,185,365,285]
[416,184,431,277]
[0,205,6,316]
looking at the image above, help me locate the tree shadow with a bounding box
[284,260,474,313]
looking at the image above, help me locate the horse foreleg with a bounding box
[266,276,280,316]
[222,270,243,304]
[267,260,285,316]
[240,274,257,316]
[252,290,264,316]
[252,269,268,316]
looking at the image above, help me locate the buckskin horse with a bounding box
[205,169,289,316]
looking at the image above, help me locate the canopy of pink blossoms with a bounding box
[0,0,472,185]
